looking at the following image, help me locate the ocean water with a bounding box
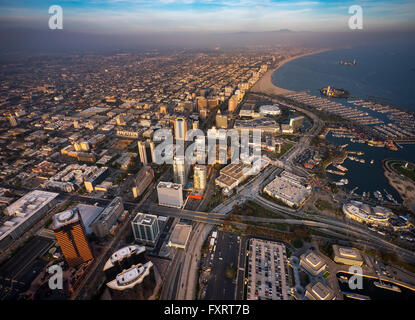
[272,43,415,110]
[271,43,415,201]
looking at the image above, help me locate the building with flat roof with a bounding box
[131,213,160,246]
[0,190,59,249]
[216,111,228,129]
[332,245,364,266]
[305,281,336,300]
[168,223,192,249]
[174,117,187,141]
[300,251,327,276]
[193,165,207,191]
[52,208,94,267]
[234,118,280,134]
[138,140,155,165]
[157,181,183,208]
[75,204,104,235]
[173,155,189,187]
[215,162,252,194]
[91,197,124,238]
[264,173,311,208]
[84,167,109,193]
[132,166,154,199]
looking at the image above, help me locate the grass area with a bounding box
[275,143,293,159]
[314,199,342,216]
[364,249,415,275]
[390,160,415,182]
[207,187,226,211]
[232,201,286,219]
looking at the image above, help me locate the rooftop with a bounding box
[168,224,192,248]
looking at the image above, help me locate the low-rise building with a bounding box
[305,281,336,300]
[264,172,311,208]
[342,201,392,226]
[332,245,364,266]
[0,190,59,249]
[168,223,192,249]
[300,251,327,276]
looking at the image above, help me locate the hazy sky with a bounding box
[1,0,415,34]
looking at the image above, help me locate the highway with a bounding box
[148,203,225,225]
[251,194,415,264]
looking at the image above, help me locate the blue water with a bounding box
[325,132,415,202]
[272,43,415,201]
[272,44,415,110]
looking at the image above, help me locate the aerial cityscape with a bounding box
[1,0,415,310]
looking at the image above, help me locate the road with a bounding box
[148,203,225,225]
[204,231,240,300]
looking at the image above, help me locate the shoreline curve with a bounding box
[251,48,332,96]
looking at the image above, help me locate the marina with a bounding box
[337,272,415,300]
[324,131,415,203]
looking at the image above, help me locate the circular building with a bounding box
[259,104,281,116]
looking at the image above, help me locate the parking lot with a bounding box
[246,238,290,300]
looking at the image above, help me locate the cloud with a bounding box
[0,0,414,33]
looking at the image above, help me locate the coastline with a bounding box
[383,159,415,212]
[251,48,331,96]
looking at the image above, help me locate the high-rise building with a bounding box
[131,213,160,246]
[173,155,189,186]
[52,208,93,267]
[138,140,155,165]
[216,110,228,129]
[193,165,207,190]
[196,96,208,111]
[174,117,187,141]
[207,98,219,109]
[132,166,154,199]
[228,95,238,113]
[91,197,124,238]
[157,182,183,208]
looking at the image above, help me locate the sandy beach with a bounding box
[251,48,331,96]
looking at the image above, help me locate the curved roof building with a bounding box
[103,245,146,271]
[342,201,391,226]
[106,261,153,291]
[259,104,281,116]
